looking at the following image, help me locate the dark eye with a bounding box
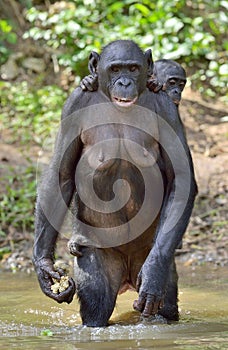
[179,82,186,89]
[129,65,139,72]
[169,79,176,86]
[111,66,120,73]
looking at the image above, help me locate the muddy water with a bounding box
[0,264,227,350]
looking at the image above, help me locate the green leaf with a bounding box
[7,32,17,44]
[219,64,228,76]
[40,329,53,337]
[0,19,12,33]
[134,4,150,16]
[164,17,184,33]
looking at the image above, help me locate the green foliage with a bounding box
[0,246,11,259]
[0,19,17,64]
[40,329,53,336]
[0,81,67,233]
[0,165,36,232]
[22,0,227,97]
[0,81,67,145]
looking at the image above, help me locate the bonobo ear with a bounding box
[88,51,100,75]
[144,49,154,76]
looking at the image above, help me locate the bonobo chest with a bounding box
[80,122,160,171]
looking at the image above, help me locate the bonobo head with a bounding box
[154,59,186,105]
[88,40,153,107]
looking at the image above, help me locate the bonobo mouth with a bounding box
[111,96,138,107]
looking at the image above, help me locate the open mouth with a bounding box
[112,96,138,107]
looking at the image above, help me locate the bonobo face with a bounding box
[94,40,152,107]
[103,59,143,107]
[164,76,186,105]
[154,59,186,105]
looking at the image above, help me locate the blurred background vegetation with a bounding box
[0,0,227,244]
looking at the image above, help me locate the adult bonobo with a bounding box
[81,58,187,106]
[33,40,197,327]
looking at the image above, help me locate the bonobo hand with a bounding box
[146,78,163,93]
[80,74,98,92]
[133,261,166,317]
[34,258,76,304]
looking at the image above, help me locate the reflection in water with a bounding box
[0,265,228,350]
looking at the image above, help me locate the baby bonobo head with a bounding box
[151,59,187,105]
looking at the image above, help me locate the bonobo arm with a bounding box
[33,89,83,303]
[134,93,197,317]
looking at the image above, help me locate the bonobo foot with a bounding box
[68,240,82,257]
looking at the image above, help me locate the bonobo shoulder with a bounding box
[61,88,106,120]
[139,89,183,133]
[153,90,187,145]
[154,90,180,124]
[138,90,177,118]
[62,87,85,119]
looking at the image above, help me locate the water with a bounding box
[0,264,227,349]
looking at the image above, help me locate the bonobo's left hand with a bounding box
[133,260,166,317]
[34,258,76,304]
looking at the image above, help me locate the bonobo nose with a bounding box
[117,78,132,88]
[174,88,180,95]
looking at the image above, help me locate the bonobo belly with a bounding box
[77,155,161,230]
[77,159,145,228]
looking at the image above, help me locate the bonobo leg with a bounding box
[74,247,124,327]
[158,258,179,321]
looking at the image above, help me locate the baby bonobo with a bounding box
[33,40,197,327]
[147,59,186,106]
[80,58,186,106]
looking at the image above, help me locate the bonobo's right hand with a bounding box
[80,74,98,92]
[34,258,76,304]
[146,77,163,93]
